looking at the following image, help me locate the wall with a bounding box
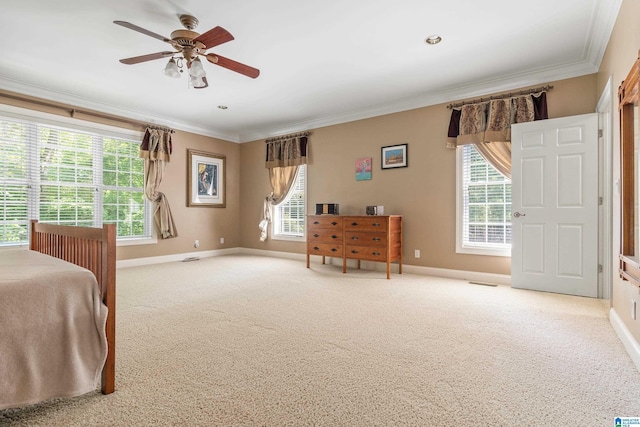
[118,130,241,261]
[0,91,241,261]
[597,0,640,348]
[239,74,597,276]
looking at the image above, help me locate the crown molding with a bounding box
[238,58,600,143]
[0,75,241,143]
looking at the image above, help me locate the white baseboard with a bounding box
[239,248,511,285]
[117,248,241,268]
[610,308,640,372]
[118,247,511,285]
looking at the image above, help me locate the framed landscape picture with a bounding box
[381,143,408,169]
[187,149,226,207]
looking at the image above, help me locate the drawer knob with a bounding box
[372,237,381,241]
[373,223,380,227]
[331,248,338,252]
[351,236,359,240]
[373,252,381,256]
[313,246,320,251]
[331,235,338,239]
[351,250,359,254]
[313,221,320,225]
[331,221,338,226]
[351,222,358,226]
[313,234,320,238]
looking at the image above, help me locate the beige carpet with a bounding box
[1,254,639,426]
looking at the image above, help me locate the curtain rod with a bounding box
[265,131,310,143]
[446,85,553,109]
[0,91,173,132]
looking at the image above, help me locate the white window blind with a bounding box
[0,111,150,246]
[273,165,306,238]
[458,144,511,255]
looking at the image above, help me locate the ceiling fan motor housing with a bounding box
[169,29,205,61]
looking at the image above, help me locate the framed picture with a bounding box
[381,144,408,169]
[355,157,372,181]
[187,149,226,207]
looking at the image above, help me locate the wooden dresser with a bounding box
[307,215,402,279]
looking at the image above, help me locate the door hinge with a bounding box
[598,264,603,273]
[599,196,603,205]
[598,129,603,138]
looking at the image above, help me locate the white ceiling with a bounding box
[0,0,621,142]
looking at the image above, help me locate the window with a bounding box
[0,106,151,246]
[457,144,511,256]
[272,165,306,240]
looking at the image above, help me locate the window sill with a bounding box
[271,234,305,242]
[456,245,511,257]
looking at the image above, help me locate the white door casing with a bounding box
[511,114,598,297]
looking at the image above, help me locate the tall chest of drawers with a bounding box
[306,215,402,279]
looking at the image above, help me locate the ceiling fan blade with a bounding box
[114,21,174,45]
[206,54,260,79]
[193,26,234,49]
[119,51,175,65]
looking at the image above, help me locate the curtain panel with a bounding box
[446,92,548,178]
[259,134,309,241]
[140,127,178,239]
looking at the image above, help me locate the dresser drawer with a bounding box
[345,245,388,262]
[344,231,387,246]
[308,230,343,244]
[307,242,343,257]
[308,216,343,230]
[344,217,388,231]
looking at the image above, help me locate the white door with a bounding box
[511,113,598,297]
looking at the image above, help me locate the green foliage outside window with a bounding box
[0,118,149,245]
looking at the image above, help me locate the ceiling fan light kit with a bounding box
[114,14,260,90]
[163,58,181,78]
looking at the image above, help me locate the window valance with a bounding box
[447,91,548,148]
[265,132,309,168]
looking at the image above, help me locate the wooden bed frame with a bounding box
[29,220,116,395]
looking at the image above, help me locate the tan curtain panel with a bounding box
[140,128,178,239]
[474,141,512,179]
[259,166,300,241]
[259,133,309,241]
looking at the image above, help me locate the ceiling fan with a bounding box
[114,15,260,89]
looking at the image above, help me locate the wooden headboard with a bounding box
[29,220,116,394]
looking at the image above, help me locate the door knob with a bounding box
[513,212,526,218]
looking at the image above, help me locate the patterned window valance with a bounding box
[265,132,309,168]
[447,90,549,148]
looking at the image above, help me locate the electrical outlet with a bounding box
[220,237,224,244]
[414,249,420,258]
[194,240,199,248]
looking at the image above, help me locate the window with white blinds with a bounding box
[272,165,306,239]
[0,111,151,246]
[457,144,511,256]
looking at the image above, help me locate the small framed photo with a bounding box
[187,149,226,207]
[381,143,408,169]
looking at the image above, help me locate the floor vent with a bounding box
[469,281,498,287]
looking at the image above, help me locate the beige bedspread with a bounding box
[0,250,108,410]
